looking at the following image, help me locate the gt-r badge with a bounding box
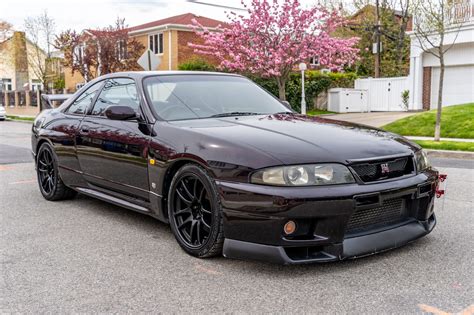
[380,163,390,174]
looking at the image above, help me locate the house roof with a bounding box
[127,13,226,32]
[84,29,125,36]
[351,4,410,20]
[0,30,14,44]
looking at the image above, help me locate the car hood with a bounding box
[167,114,419,166]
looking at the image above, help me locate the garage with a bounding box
[430,65,474,108]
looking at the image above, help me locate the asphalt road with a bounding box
[1,120,473,313]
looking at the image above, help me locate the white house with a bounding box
[408,0,474,110]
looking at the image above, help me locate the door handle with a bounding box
[81,127,89,133]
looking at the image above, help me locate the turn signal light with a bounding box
[284,220,297,235]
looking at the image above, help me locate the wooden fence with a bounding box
[0,89,67,117]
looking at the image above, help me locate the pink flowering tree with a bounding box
[190,0,360,101]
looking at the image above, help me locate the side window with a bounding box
[90,78,139,116]
[66,82,103,115]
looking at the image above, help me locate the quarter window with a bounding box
[149,33,163,54]
[66,81,103,115]
[90,78,139,116]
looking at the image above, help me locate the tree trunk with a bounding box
[395,29,407,76]
[97,43,102,76]
[276,77,286,101]
[434,56,444,141]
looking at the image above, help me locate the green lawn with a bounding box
[383,103,474,139]
[413,140,474,152]
[307,109,336,116]
[6,115,35,122]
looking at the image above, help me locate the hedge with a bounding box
[178,58,216,71]
[251,71,358,112]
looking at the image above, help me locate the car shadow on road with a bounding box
[71,194,172,236]
[69,193,435,276]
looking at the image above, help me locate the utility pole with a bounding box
[374,0,381,78]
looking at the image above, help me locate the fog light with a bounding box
[283,220,297,235]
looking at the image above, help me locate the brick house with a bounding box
[0,31,45,92]
[64,13,226,91]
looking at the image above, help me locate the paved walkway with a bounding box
[323,111,418,127]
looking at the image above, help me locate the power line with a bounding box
[185,0,246,11]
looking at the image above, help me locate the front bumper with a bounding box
[217,169,439,264]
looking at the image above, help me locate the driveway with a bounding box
[323,112,418,128]
[1,120,474,313]
[0,120,33,164]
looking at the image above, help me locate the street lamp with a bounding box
[298,62,307,115]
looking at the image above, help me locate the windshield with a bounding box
[143,75,290,121]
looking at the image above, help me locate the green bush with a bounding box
[251,70,357,111]
[178,58,216,71]
[52,76,65,90]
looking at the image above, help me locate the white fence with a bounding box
[355,77,409,112]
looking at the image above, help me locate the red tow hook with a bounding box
[436,174,448,198]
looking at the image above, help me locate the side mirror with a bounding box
[281,100,291,109]
[105,105,137,120]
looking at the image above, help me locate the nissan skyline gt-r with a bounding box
[31,71,439,264]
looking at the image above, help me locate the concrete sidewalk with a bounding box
[323,111,418,127]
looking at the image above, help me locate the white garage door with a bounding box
[431,65,474,108]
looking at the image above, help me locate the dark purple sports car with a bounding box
[32,71,439,264]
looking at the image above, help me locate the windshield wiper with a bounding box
[273,111,295,115]
[210,112,263,118]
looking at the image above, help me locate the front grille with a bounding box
[351,156,414,182]
[346,198,407,233]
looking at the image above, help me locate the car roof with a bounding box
[100,71,243,80]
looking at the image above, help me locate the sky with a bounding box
[1,0,326,33]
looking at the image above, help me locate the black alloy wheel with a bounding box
[37,147,56,195]
[168,164,224,257]
[36,143,76,201]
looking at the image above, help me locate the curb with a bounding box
[5,118,34,124]
[406,136,474,143]
[426,149,474,160]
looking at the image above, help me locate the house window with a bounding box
[73,44,85,65]
[31,79,43,91]
[116,39,127,60]
[149,33,163,54]
[310,56,320,66]
[1,79,12,91]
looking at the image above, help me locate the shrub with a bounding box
[401,90,409,110]
[178,58,216,71]
[52,76,65,90]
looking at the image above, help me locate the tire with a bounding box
[168,164,224,258]
[36,142,77,201]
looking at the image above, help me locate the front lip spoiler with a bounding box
[222,216,436,265]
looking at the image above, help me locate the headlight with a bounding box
[251,164,355,186]
[415,149,431,172]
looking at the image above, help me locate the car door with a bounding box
[51,81,104,187]
[76,77,151,200]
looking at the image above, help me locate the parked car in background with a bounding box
[31,71,439,264]
[0,106,6,120]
